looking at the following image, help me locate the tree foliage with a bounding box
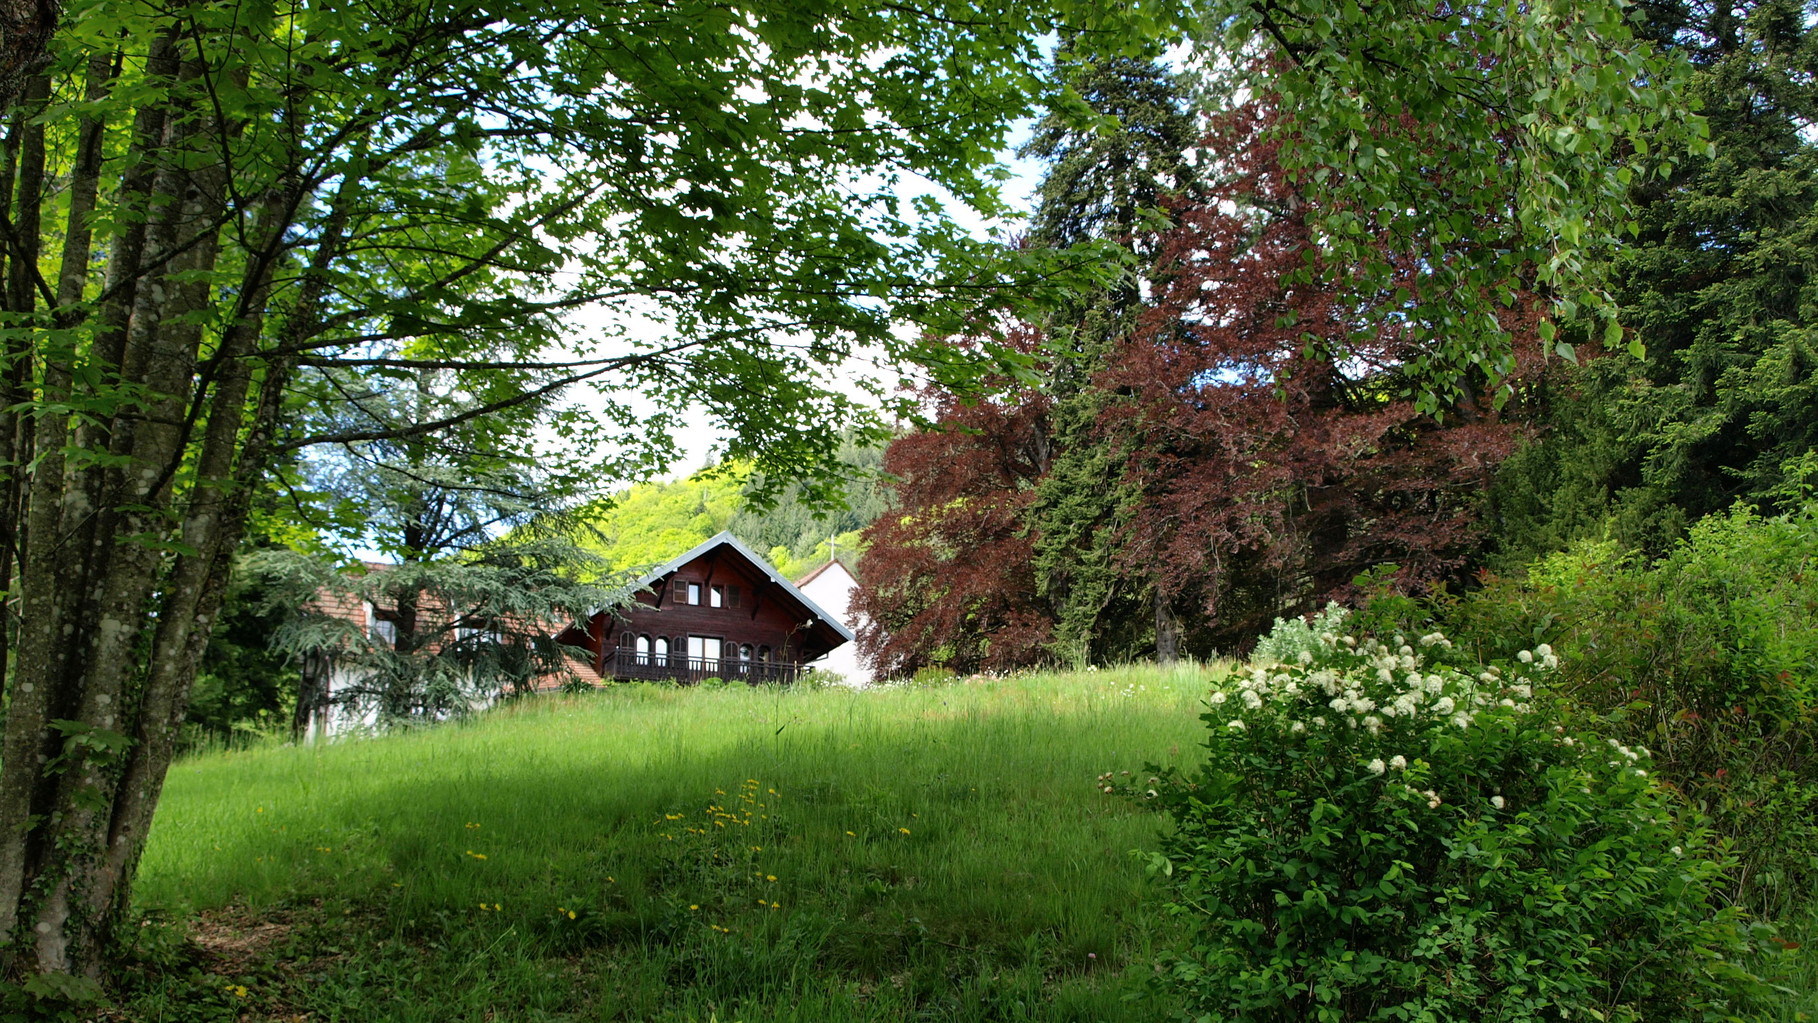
[1024,51,1201,665]
[1209,0,1708,407]
[1489,0,1818,562]
[1105,103,1536,655]
[854,332,1056,677]
[860,97,1538,675]
[0,0,1120,977]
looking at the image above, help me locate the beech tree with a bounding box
[854,334,1057,677]
[1106,103,1537,652]
[0,0,1108,979]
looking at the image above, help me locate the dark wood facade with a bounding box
[556,532,851,685]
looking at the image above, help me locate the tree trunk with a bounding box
[1154,588,1180,664]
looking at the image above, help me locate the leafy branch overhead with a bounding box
[1204,0,1709,407]
[0,0,1131,978]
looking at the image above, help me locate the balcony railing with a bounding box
[609,648,803,685]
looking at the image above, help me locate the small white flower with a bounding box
[1297,650,1314,665]
[1671,846,1683,857]
[1535,643,1552,657]
[1289,721,1306,734]
[1517,650,1534,664]
[1311,716,1327,729]
[1363,716,1383,735]
[1210,691,1228,705]
[1389,755,1408,771]
[1490,795,1505,809]
[1226,719,1246,730]
[1367,759,1386,775]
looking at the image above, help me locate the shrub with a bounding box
[1143,628,1771,1022]
[908,666,960,688]
[1361,504,1818,913]
[1250,601,1350,667]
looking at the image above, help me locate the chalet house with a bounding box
[295,533,851,739]
[557,531,854,685]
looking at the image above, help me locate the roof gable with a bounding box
[632,532,854,643]
[794,558,857,590]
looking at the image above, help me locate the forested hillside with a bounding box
[568,433,888,581]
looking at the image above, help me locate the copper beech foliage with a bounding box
[859,105,1544,675]
[854,326,1057,678]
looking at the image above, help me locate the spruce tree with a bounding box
[1020,48,1200,664]
[1490,0,1818,561]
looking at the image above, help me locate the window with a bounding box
[757,645,770,662]
[727,585,741,608]
[709,584,724,608]
[368,615,398,647]
[653,636,669,666]
[738,644,752,661]
[687,635,723,667]
[635,634,651,664]
[687,582,702,605]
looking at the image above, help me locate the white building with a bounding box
[794,560,872,686]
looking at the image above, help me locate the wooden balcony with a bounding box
[608,648,803,685]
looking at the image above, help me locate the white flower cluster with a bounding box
[1217,630,1548,736]
[1605,738,1652,776]
[1515,643,1559,670]
[1212,627,1568,811]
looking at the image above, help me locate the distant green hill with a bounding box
[577,435,886,581]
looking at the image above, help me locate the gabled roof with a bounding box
[793,558,856,590]
[628,531,854,643]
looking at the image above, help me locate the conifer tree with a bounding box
[1022,50,1199,664]
[1489,0,1818,561]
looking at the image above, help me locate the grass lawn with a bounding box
[121,664,1220,1022]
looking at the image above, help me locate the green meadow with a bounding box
[123,666,1221,1022]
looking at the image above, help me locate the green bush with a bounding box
[908,666,960,688]
[1143,628,1771,1022]
[1251,601,1350,667]
[1366,504,1818,913]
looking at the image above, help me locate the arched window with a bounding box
[635,634,651,665]
[653,636,670,666]
[757,645,770,662]
[739,644,752,661]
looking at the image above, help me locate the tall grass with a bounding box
[126,663,1221,1022]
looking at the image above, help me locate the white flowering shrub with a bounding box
[1250,601,1350,667]
[1142,629,1772,1022]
